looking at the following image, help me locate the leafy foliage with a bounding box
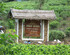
[49,30,65,41]
[65,27,70,37]
[4,1,36,10]
[0,33,18,45]
[56,17,63,22]
[50,21,59,29]
[0,44,70,55]
[0,2,4,13]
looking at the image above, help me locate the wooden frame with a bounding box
[22,20,44,41]
[24,20,41,37]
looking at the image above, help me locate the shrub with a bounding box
[56,17,63,22]
[8,19,15,29]
[6,29,16,34]
[0,44,70,55]
[0,33,18,45]
[65,27,70,37]
[60,21,67,27]
[50,21,59,29]
[0,2,4,13]
[60,11,70,19]
[49,30,65,41]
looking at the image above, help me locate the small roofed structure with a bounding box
[8,9,56,44]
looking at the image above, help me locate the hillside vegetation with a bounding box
[0,0,70,40]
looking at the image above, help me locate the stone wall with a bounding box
[18,19,23,43]
[44,20,48,43]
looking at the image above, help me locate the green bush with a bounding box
[56,17,63,22]
[0,2,4,13]
[8,19,15,29]
[49,30,65,41]
[60,11,70,19]
[65,27,70,37]
[0,44,70,55]
[60,21,67,26]
[0,33,18,45]
[50,21,59,29]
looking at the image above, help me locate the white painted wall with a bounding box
[15,19,19,43]
[47,21,49,41]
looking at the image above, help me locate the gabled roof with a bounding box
[8,9,56,20]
